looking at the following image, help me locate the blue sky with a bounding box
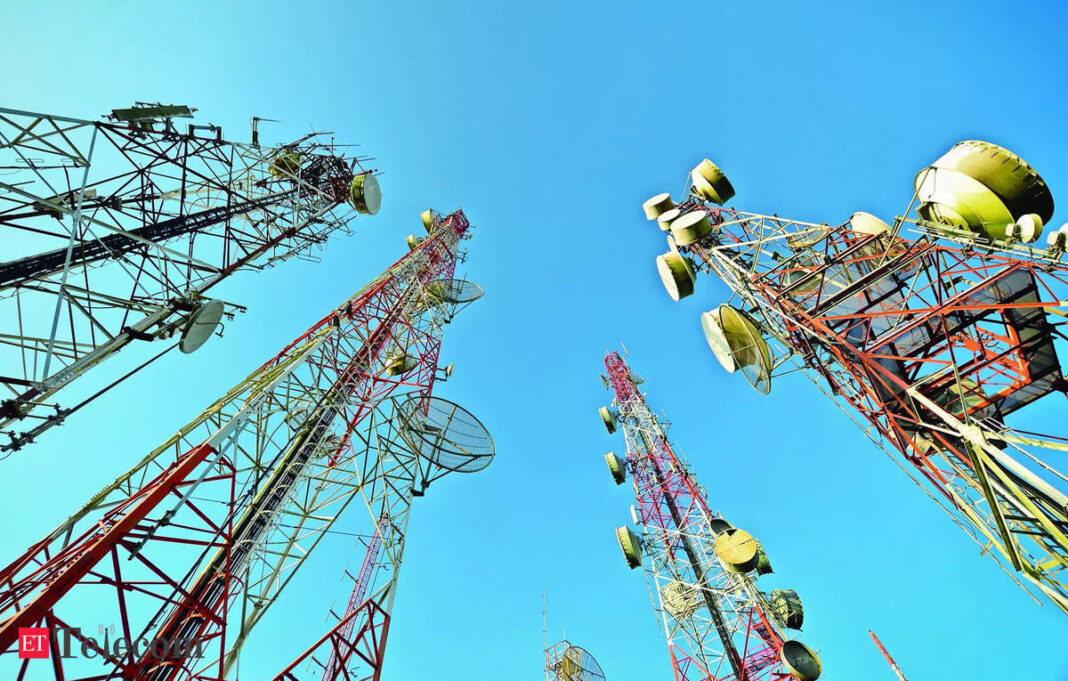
[2,1,1068,679]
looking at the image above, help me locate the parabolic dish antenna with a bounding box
[700,305,772,394]
[179,300,224,354]
[559,646,607,681]
[396,396,494,473]
[780,640,822,680]
[785,223,833,249]
[426,278,484,305]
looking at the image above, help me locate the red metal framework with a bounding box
[651,184,1068,612]
[274,601,391,681]
[0,104,378,453]
[603,351,817,681]
[0,210,477,680]
[319,512,387,680]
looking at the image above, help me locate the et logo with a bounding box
[18,627,49,659]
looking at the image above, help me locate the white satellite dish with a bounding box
[179,300,224,354]
[849,211,890,236]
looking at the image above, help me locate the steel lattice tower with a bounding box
[0,104,381,453]
[600,351,822,681]
[640,143,1068,613]
[0,208,491,681]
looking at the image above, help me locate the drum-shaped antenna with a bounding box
[709,517,732,535]
[780,640,822,680]
[643,192,674,220]
[385,351,417,377]
[616,526,642,568]
[179,300,224,354]
[915,140,1053,241]
[670,210,712,246]
[598,406,617,434]
[268,150,301,178]
[604,452,627,484]
[769,589,804,630]
[656,252,696,302]
[661,580,700,619]
[691,159,735,205]
[426,279,484,305]
[657,207,681,232]
[559,645,607,681]
[755,542,774,575]
[396,396,494,473]
[714,527,760,573]
[406,234,425,251]
[420,208,440,232]
[349,173,382,215]
[1009,213,1043,243]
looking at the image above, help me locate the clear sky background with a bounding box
[2,1,1068,679]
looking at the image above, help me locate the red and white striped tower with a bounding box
[0,209,492,681]
[600,350,822,681]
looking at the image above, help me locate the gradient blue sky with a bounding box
[2,1,1067,679]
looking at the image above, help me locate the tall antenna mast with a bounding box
[640,144,1068,613]
[869,630,908,681]
[0,209,492,681]
[600,350,824,680]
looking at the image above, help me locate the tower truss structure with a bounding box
[0,209,491,681]
[640,143,1068,612]
[0,104,381,453]
[601,351,821,681]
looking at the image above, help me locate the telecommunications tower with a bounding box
[599,351,822,681]
[0,103,381,452]
[640,143,1068,613]
[0,208,491,681]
